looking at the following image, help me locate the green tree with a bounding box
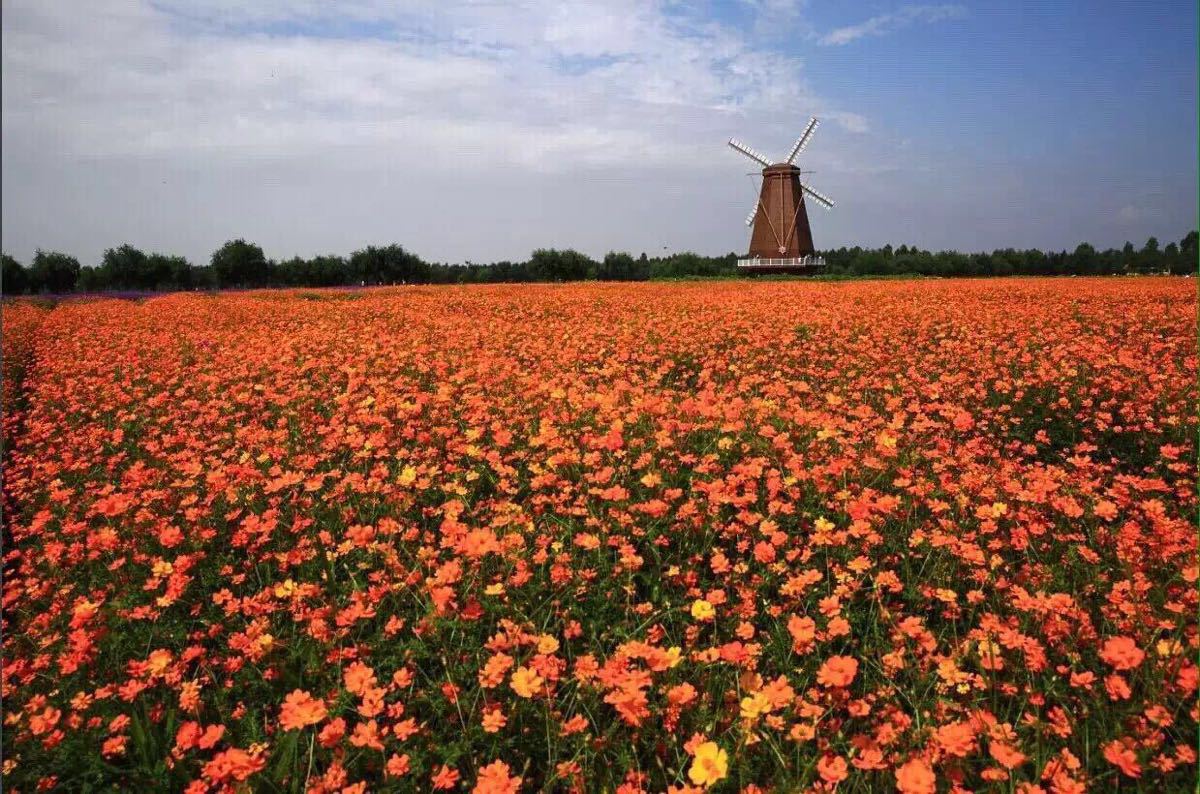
[348,244,430,285]
[211,239,269,288]
[527,249,595,281]
[1120,241,1136,267]
[1180,230,1198,255]
[598,252,635,281]
[30,250,81,293]
[100,244,149,289]
[1165,231,1196,275]
[2,253,28,295]
[142,253,196,289]
[78,266,110,292]
[1069,243,1097,275]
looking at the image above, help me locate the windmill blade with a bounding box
[802,183,835,209]
[745,202,761,226]
[728,138,771,168]
[785,117,820,164]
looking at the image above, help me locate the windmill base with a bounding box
[737,255,826,275]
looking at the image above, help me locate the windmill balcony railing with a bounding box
[736,255,826,269]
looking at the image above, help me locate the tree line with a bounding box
[2,232,1195,294]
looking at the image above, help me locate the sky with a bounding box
[2,1,1196,266]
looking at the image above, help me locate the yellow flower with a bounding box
[510,666,544,698]
[688,742,729,787]
[536,635,560,655]
[397,465,417,486]
[485,583,505,596]
[146,649,173,676]
[691,599,715,622]
[934,588,957,604]
[739,691,772,721]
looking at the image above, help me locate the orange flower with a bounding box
[101,735,128,758]
[431,765,461,790]
[202,747,266,784]
[146,649,173,677]
[279,690,327,731]
[895,758,936,794]
[482,707,507,733]
[787,614,817,654]
[349,720,384,751]
[343,661,377,696]
[667,682,698,706]
[473,760,522,794]
[386,753,411,777]
[817,753,849,784]
[1103,740,1141,778]
[4,281,1196,791]
[816,655,858,688]
[934,721,976,758]
[989,741,1027,770]
[317,717,346,748]
[1099,636,1145,671]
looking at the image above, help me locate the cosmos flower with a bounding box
[687,742,729,787]
[1099,636,1145,671]
[510,667,544,698]
[816,656,858,688]
[690,599,716,621]
[1,280,1194,792]
[473,760,522,794]
[895,758,936,794]
[279,690,327,731]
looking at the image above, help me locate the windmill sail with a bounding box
[801,183,834,209]
[727,139,771,168]
[786,117,820,164]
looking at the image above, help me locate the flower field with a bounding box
[2,278,1196,793]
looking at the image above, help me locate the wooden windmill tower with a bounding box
[728,117,834,273]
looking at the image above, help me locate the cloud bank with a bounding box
[819,5,966,47]
[1,1,1192,266]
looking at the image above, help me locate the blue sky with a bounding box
[2,1,1195,265]
[804,2,1196,163]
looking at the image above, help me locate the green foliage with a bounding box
[348,244,430,284]
[2,253,29,295]
[30,250,82,294]
[5,229,1197,295]
[821,232,1197,278]
[211,239,269,288]
[527,248,597,281]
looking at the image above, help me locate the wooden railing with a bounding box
[736,256,826,269]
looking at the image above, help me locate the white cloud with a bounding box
[2,1,872,167]
[6,0,1184,265]
[819,4,966,46]
[2,0,875,262]
[1116,205,1141,223]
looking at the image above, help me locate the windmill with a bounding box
[728,117,833,272]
